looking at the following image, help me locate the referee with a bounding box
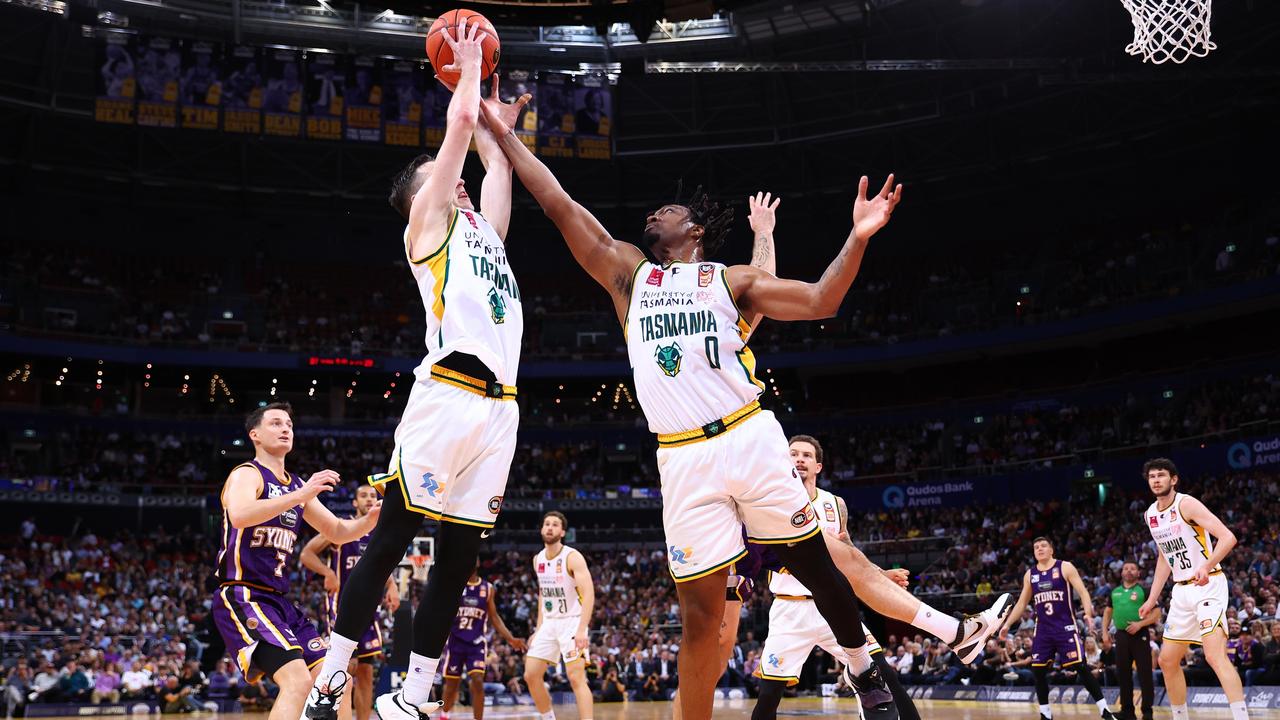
[1103,561,1161,720]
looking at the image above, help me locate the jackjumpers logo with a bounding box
[488,287,507,324]
[655,341,683,377]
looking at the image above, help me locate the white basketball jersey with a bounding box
[534,546,582,619]
[624,261,765,435]
[769,488,843,597]
[1145,492,1222,584]
[405,207,523,385]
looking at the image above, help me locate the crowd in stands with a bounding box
[6,221,1278,360]
[2,470,1279,715]
[5,367,1275,503]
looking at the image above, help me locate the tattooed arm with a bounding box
[727,175,902,321]
[745,192,779,337]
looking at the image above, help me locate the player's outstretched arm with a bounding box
[407,18,487,260]
[473,76,517,241]
[728,175,901,322]
[302,486,381,545]
[480,95,643,317]
[999,570,1034,639]
[1179,496,1238,579]
[487,589,526,651]
[744,191,779,337]
[568,551,595,651]
[300,534,339,593]
[223,465,335,529]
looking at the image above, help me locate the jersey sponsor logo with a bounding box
[1149,515,1160,528]
[1169,507,1178,521]
[246,617,259,630]
[669,545,694,565]
[655,341,683,377]
[767,653,782,668]
[280,508,299,528]
[646,267,664,286]
[487,287,507,324]
[538,562,545,572]
[823,502,836,523]
[488,496,503,514]
[1200,618,1214,629]
[1130,592,1138,601]
[1052,568,1060,579]
[698,263,714,287]
[461,210,478,229]
[308,637,327,652]
[696,290,714,305]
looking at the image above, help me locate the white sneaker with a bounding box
[952,592,1012,664]
[374,690,443,720]
[301,670,347,720]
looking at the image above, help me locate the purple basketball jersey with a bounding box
[215,459,305,595]
[326,531,371,625]
[1030,559,1075,629]
[450,579,490,645]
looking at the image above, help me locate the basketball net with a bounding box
[1120,0,1216,64]
[396,536,434,597]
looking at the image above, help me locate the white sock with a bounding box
[540,713,556,720]
[1098,699,1110,713]
[438,713,449,720]
[317,632,358,690]
[402,652,440,706]
[1040,704,1053,719]
[1172,704,1189,720]
[913,604,962,642]
[843,644,872,675]
[1229,701,1249,720]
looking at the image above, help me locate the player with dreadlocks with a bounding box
[479,92,921,720]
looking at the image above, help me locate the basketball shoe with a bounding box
[953,592,1013,664]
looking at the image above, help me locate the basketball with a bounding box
[425,9,500,87]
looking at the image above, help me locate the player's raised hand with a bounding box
[302,470,340,499]
[480,74,531,137]
[852,174,903,242]
[747,191,781,236]
[439,18,488,84]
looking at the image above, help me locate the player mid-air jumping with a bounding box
[479,89,1008,720]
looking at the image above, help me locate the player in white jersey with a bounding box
[479,91,913,720]
[523,512,595,720]
[303,21,525,720]
[1137,459,1248,720]
[753,435,918,720]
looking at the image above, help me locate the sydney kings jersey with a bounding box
[534,546,582,619]
[451,578,491,645]
[216,459,305,595]
[325,531,371,623]
[1030,559,1077,635]
[769,488,843,597]
[624,261,765,435]
[405,207,523,386]
[1145,492,1222,583]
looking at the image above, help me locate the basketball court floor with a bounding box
[441,700,1278,718]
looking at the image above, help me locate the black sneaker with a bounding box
[301,670,347,720]
[841,663,899,720]
[1101,710,1118,720]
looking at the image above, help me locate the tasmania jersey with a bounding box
[405,207,523,385]
[769,488,843,597]
[624,261,765,435]
[325,531,370,623]
[1145,492,1222,583]
[216,459,305,595]
[451,579,491,645]
[534,546,582,619]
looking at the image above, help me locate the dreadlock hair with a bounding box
[675,181,735,258]
[388,153,435,220]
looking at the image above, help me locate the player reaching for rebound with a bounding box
[439,559,525,720]
[999,537,1116,720]
[524,512,595,720]
[213,403,381,720]
[303,19,524,720]
[1139,459,1249,720]
[299,485,400,720]
[480,90,1009,720]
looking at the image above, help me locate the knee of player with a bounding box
[272,660,313,692]
[522,667,543,684]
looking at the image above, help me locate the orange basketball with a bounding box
[425,9,500,88]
